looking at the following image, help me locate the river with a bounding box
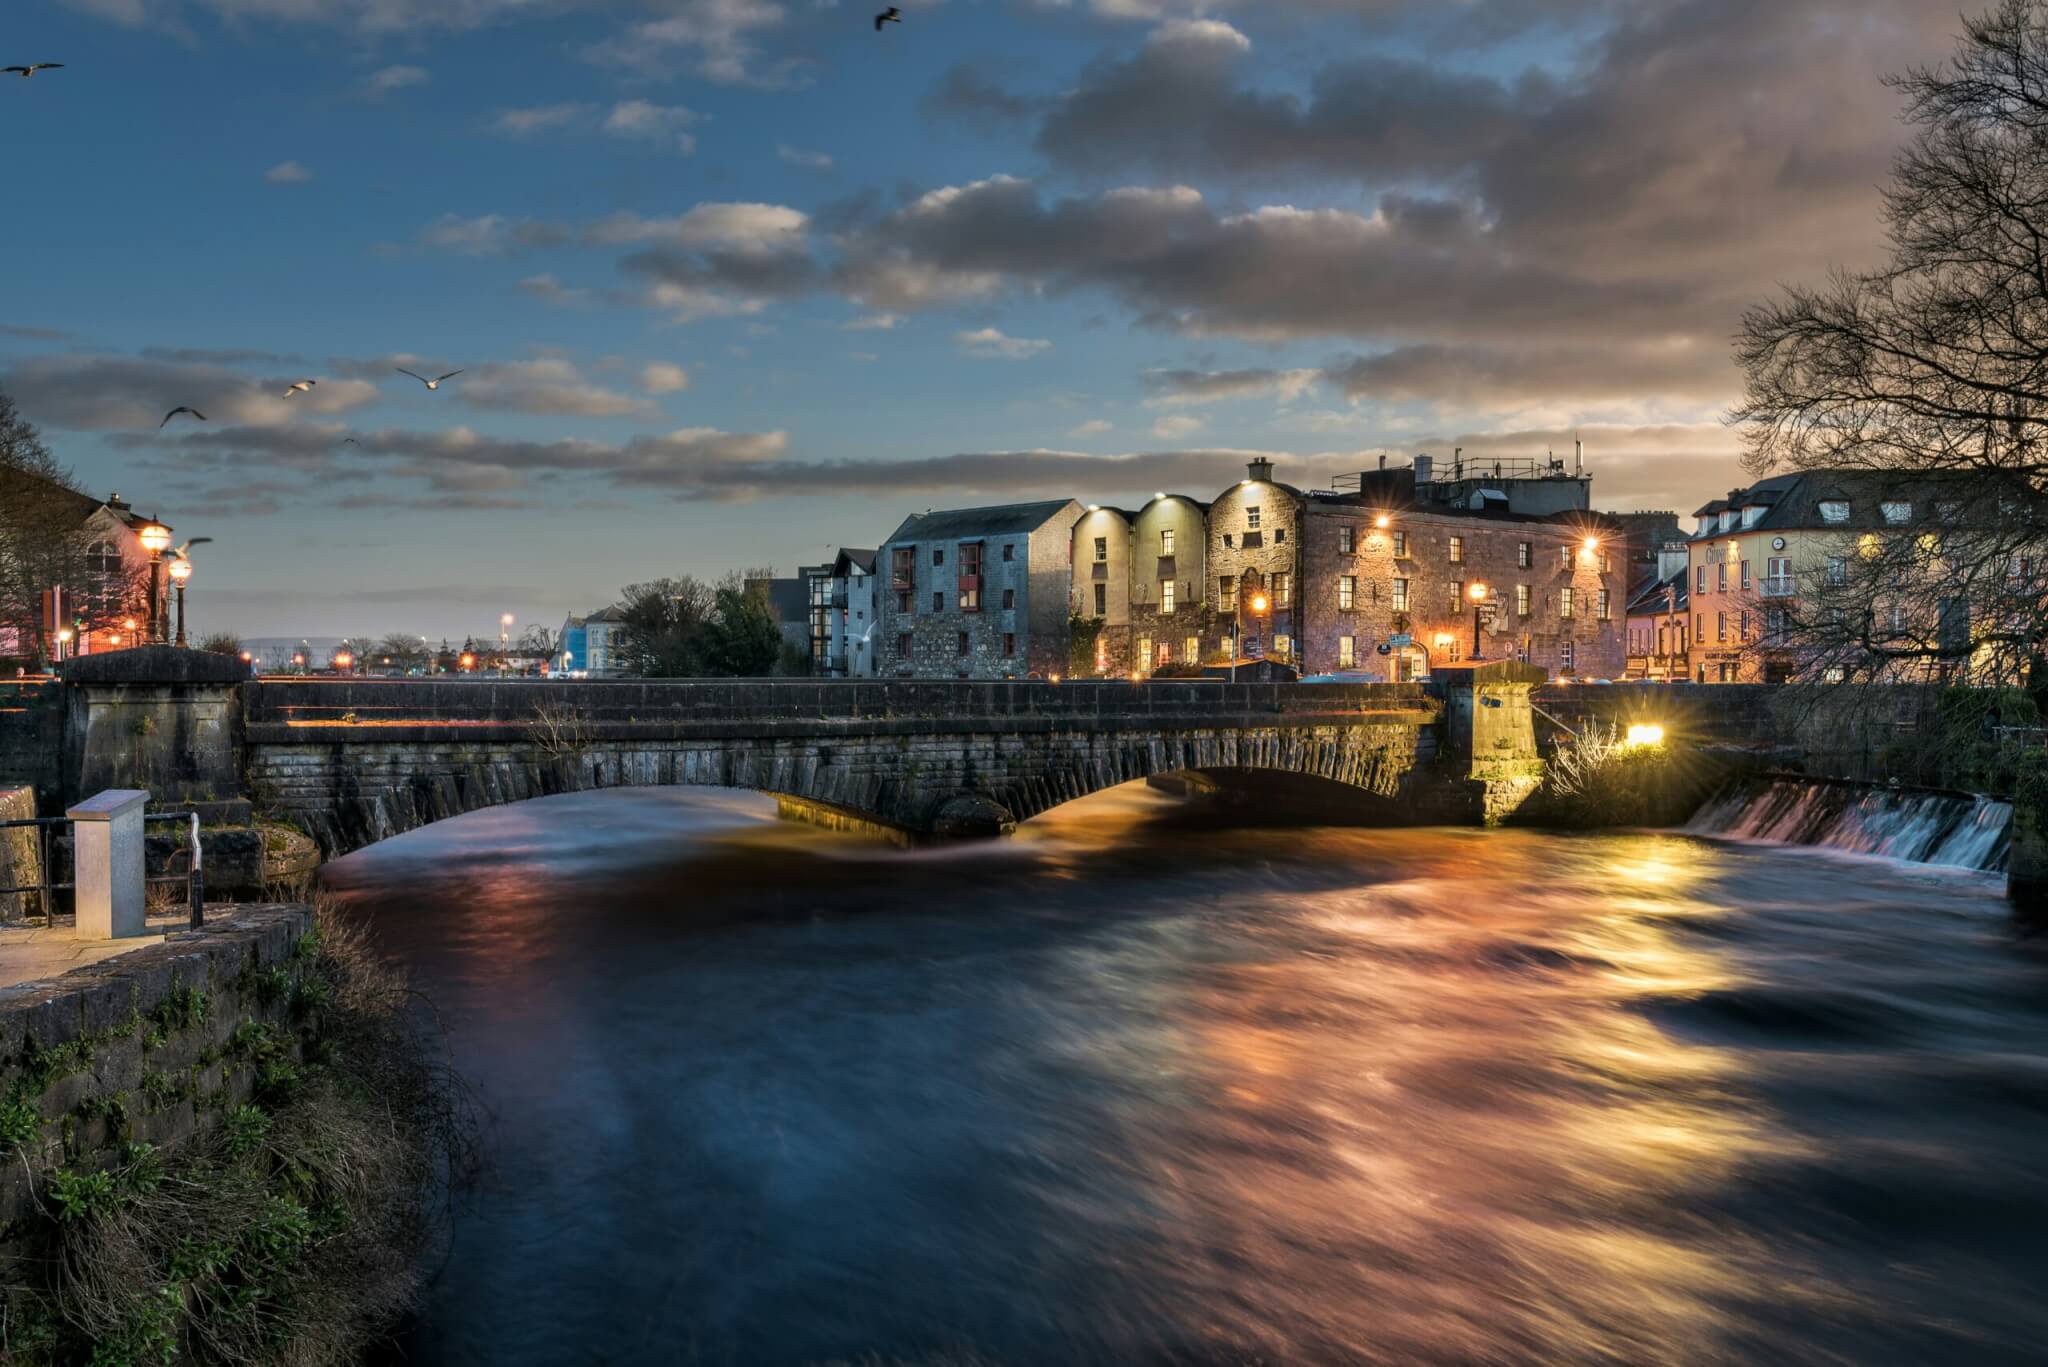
[321,783,2048,1367]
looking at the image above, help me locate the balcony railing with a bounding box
[1759,577,1797,598]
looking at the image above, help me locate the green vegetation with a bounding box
[1527,723,1706,829]
[0,903,475,1367]
[1067,614,1104,678]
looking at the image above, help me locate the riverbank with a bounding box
[0,900,470,1365]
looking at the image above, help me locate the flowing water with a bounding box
[1687,776,2014,871]
[324,785,2048,1367]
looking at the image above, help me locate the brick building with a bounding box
[878,500,1083,679]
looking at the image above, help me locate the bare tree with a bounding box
[1732,0,2048,683]
[0,392,88,663]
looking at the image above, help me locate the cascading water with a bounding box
[1686,774,2013,871]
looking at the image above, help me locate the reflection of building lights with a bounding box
[1624,723,1666,747]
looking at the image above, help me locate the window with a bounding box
[1093,584,1107,615]
[1391,578,1409,611]
[1339,526,1356,554]
[1515,584,1530,616]
[1598,588,1611,620]
[1449,535,1465,564]
[1184,636,1199,663]
[1739,611,1750,639]
[1275,528,1286,545]
[1717,611,1727,641]
[1561,587,1576,619]
[897,634,912,660]
[1275,573,1291,606]
[1340,576,1356,610]
[1003,588,1015,610]
[1517,541,1531,568]
[1767,607,1787,638]
[1223,533,1234,549]
[1717,563,1727,593]
[1094,536,1107,562]
[1695,612,1704,639]
[1136,637,1152,671]
[893,546,915,583]
[1937,501,1961,524]
[1561,546,1572,569]
[960,587,981,612]
[897,590,912,613]
[1220,574,1236,601]
[1246,505,1262,530]
[1826,556,1848,586]
[1161,528,1176,555]
[1160,580,1176,614]
[1452,580,1463,604]
[933,547,945,566]
[932,591,944,613]
[1274,634,1290,659]
[1739,560,1751,591]
[1561,640,1575,673]
[1003,543,1015,562]
[1820,500,1850,524]
[1339,635,1356,668]
[961,543,982,576]
[1393,531,1408,557]
[1002,633,1016,657]
[1882,500,1912,525]
[958,632,970,657]
[1444,639,1460,663]
[1697,564,1707,594]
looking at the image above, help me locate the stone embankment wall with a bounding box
[0,681,64,810]
[0,905,314,1252]
[0,784,37,921]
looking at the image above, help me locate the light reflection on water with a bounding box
[326,784,2048,1367]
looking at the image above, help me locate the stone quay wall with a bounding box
[0,681,64,810]
[0,904,314,1249]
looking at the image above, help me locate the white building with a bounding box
[808,548,877,676]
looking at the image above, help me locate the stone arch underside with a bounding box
[254,722,1432,857]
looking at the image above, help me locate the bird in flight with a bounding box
[396,366,464,391]
[281,379,317,398]
[4,64,64,78]
[172,537,213,558]
[875,8,901,31]
[159,406,206,428]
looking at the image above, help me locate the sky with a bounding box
[0,0,1972,638]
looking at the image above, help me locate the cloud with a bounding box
[1150,413,1204,440]
[514,274,594,307]
[418,213,571,255]
[776,143,833,171]
[840,313,902,331]
[639,362,691,394]
[0,325,66,342]
[582,0,799,88]
[1142,367,1321,407]
[1070,419,1114,437]
[364,64,428,97]
[1,352,378,430]
[955,327,1051,360]
[264,160,311,184]
[604,100,702,153]
[491,103,594,136]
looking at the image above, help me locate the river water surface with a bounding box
[323,785,2048,1367]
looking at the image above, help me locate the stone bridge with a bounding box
[27,649,1559,855]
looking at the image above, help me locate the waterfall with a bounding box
[1686,775,2013,872]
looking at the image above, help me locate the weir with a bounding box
[1687,774,2013,872]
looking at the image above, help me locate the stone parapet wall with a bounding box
[0,681,64,809]
[0,904,314,1243]
[0,785,37,922]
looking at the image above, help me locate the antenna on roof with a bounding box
[1575,437,1583,477]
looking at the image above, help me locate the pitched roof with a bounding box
[881,499,1081,545]
[1690,470,2002,534]
[1625,565,1687,616]
[833,548,877,574]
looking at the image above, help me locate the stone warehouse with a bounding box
[876,500,1083,680]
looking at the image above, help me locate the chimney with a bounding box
[1377,453,1386,471]
[1246,457,1274,484]
[1414,454,1434,485]
[1575,439,1583,476]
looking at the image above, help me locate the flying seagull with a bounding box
[159,406,206,428]
[172,537,213,558]
[874,8,900,31]
[281,379,316,398]
[396,366,464,391]
[4,64,64,78]
[340,436,360,448]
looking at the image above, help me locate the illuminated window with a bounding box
[1275,573,1290,606]
[1517,541,1531,568]
[959,587,981,612]
[1449,535,1464,564]
[1393,531,1408,557]
[1161,528,1175,555]
[1598,588,1611,620]
[1246,505,1262,530]
[1339,576,1356,610]
[1560,587,1576,619]
[1094,537,1107,562]
[1220,574,1235,601]
[1160,580,1176,614]
[1339,635,1356,667]
[1136,637,1152,671]
[1560,546,1572,569]
[1274,634,1290,659]
[1391,578,1408,611]
[1183,636,1199,663]
[1339,526,1356,554]
[1515,584,1530,616]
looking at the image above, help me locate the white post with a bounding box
[67,789,148,940]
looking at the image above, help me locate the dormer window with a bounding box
[1741,506,1763,529]
[1695,516,1713,535]
[1881,500,1912,526]
[1819,500,1850,525]
[1718,510,1734,532]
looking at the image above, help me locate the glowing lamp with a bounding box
[240,651,251,662]
[1582,536,1600,553]
[1374,514,1390,529]
[1433,633,1454,647]
[123,618,137,631]
[136,520,171,555]
[333,651,353,670]
[1624,723,1666,748]
[57,629,73,644]
[1250,593,1270,613]
[459,652,476,669]
[168,556,192,583]
[1467,582,1488,602]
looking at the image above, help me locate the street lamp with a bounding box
[333,650,354,672]
[1231,589,1273,683]
[55,628,72,663]
[1468,581,1489,660]
[135,518,171,644]
[459,651,476,672]
[167,556,193,647]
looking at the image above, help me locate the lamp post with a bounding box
[135,518,171,644]
[1230,589,1271,683]
[1468,581,1490,660]
[168,556,193,647]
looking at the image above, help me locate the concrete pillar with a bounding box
[67,788,149,939]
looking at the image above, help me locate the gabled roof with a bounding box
[833,548,877,575]
[1625,565,1687,617]
[1690,470,2004,535]
[882,499,1081,545]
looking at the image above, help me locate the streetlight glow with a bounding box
[1250,593,1269,613]
[136,521,171,555]
[168,557,192,583]
[1582,536,1600,553]
[1625,723,1666,747]
[1467,581,1488,602]
[1374,514,1390,529]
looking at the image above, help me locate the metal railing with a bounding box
[0,811,203,930]
[1759,578,1798,598]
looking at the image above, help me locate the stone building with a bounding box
[878,500,1084,679]
[1206,459,1301,669]
[1070,494,1211,676]
[0,477,172,665]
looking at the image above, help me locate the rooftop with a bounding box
[883,499,1080,544]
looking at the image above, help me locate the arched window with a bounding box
[85,539,125,614]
